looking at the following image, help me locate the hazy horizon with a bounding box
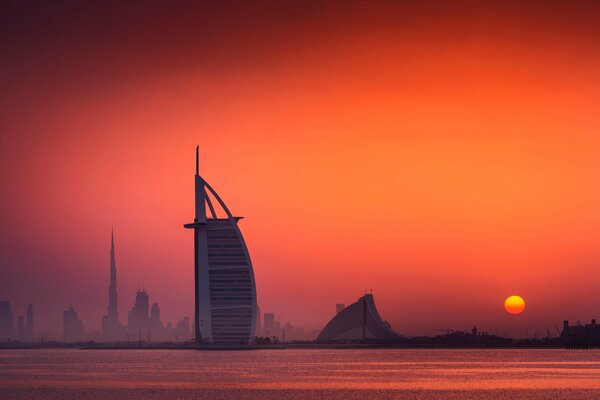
[3,1,600,340]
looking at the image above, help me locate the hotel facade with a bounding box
[184,147,257,344]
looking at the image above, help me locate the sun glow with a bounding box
[504,295,526,315]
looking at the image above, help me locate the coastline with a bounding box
[0,342,577,351]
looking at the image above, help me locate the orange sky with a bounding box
[2,1,600,338]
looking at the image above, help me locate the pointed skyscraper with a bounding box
[108,228,118,323]
[184,147,257,344]
[102,228,121,340]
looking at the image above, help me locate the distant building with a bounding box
[317,294,402,342]
[63,306,84,342]
[150,303,160,321]
[101,229,123,341]
[149,303,169,342]
[263,313,276,337]
[176,317,190,341]
[336,304,345,315]
[562,319,600,344]
[128,290,150,339]
[0,301,14,341]
[282,322,305,342]
[150,303,162,329]
[261,312,305,341]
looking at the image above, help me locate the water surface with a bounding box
[1,348,600,399]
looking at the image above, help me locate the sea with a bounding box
[2,348,600,399]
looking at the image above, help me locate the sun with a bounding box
[504,295,525,315]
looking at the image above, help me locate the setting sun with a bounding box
[504,296,526,315]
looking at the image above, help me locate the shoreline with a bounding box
[0,342,582,351]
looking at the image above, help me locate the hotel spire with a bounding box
[194,146,206,224]
[196,145,199,176]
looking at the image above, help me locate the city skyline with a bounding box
[4,1,600,340]
[0,222,311,343]
[4,2,600,399]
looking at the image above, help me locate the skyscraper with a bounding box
[102,228,122,340]
[63,306,84,342]
[184,147,257,344]
[263,313,275,337]
[150,303,161,327]
[176,316,190,342]
[149,302,165,341]
[0,301,14,341]
[128,289,150,336]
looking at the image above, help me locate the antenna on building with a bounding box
[195,145,199,176]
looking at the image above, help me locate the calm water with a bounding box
[2,348,600,399]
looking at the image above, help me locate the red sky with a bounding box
[2,1,600,338]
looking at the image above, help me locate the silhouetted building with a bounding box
[336,304,345,315]
[150,303,162,328]
[102,229,123,341]
[176,317,190,341]
[63,306,84,342]
[317,294,402,342]
[148,303,168,341]
[282,322,305,341]
[261,312,304,341]
[184,147,257,344]
[0,301,14,341]
[128,290,150,338]
[263,313,276,337]
[412,328,510,346]
[562,319,600,345]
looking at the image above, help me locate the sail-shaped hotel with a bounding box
[184,147,257,344]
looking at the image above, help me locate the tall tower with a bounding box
[102,229,120,340]
[108,228,119,324]
[184,147,257,344]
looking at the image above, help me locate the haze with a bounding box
[2,1,600,339]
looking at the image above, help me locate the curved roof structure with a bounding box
[317,294,402,342]
[184,147,257,344]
